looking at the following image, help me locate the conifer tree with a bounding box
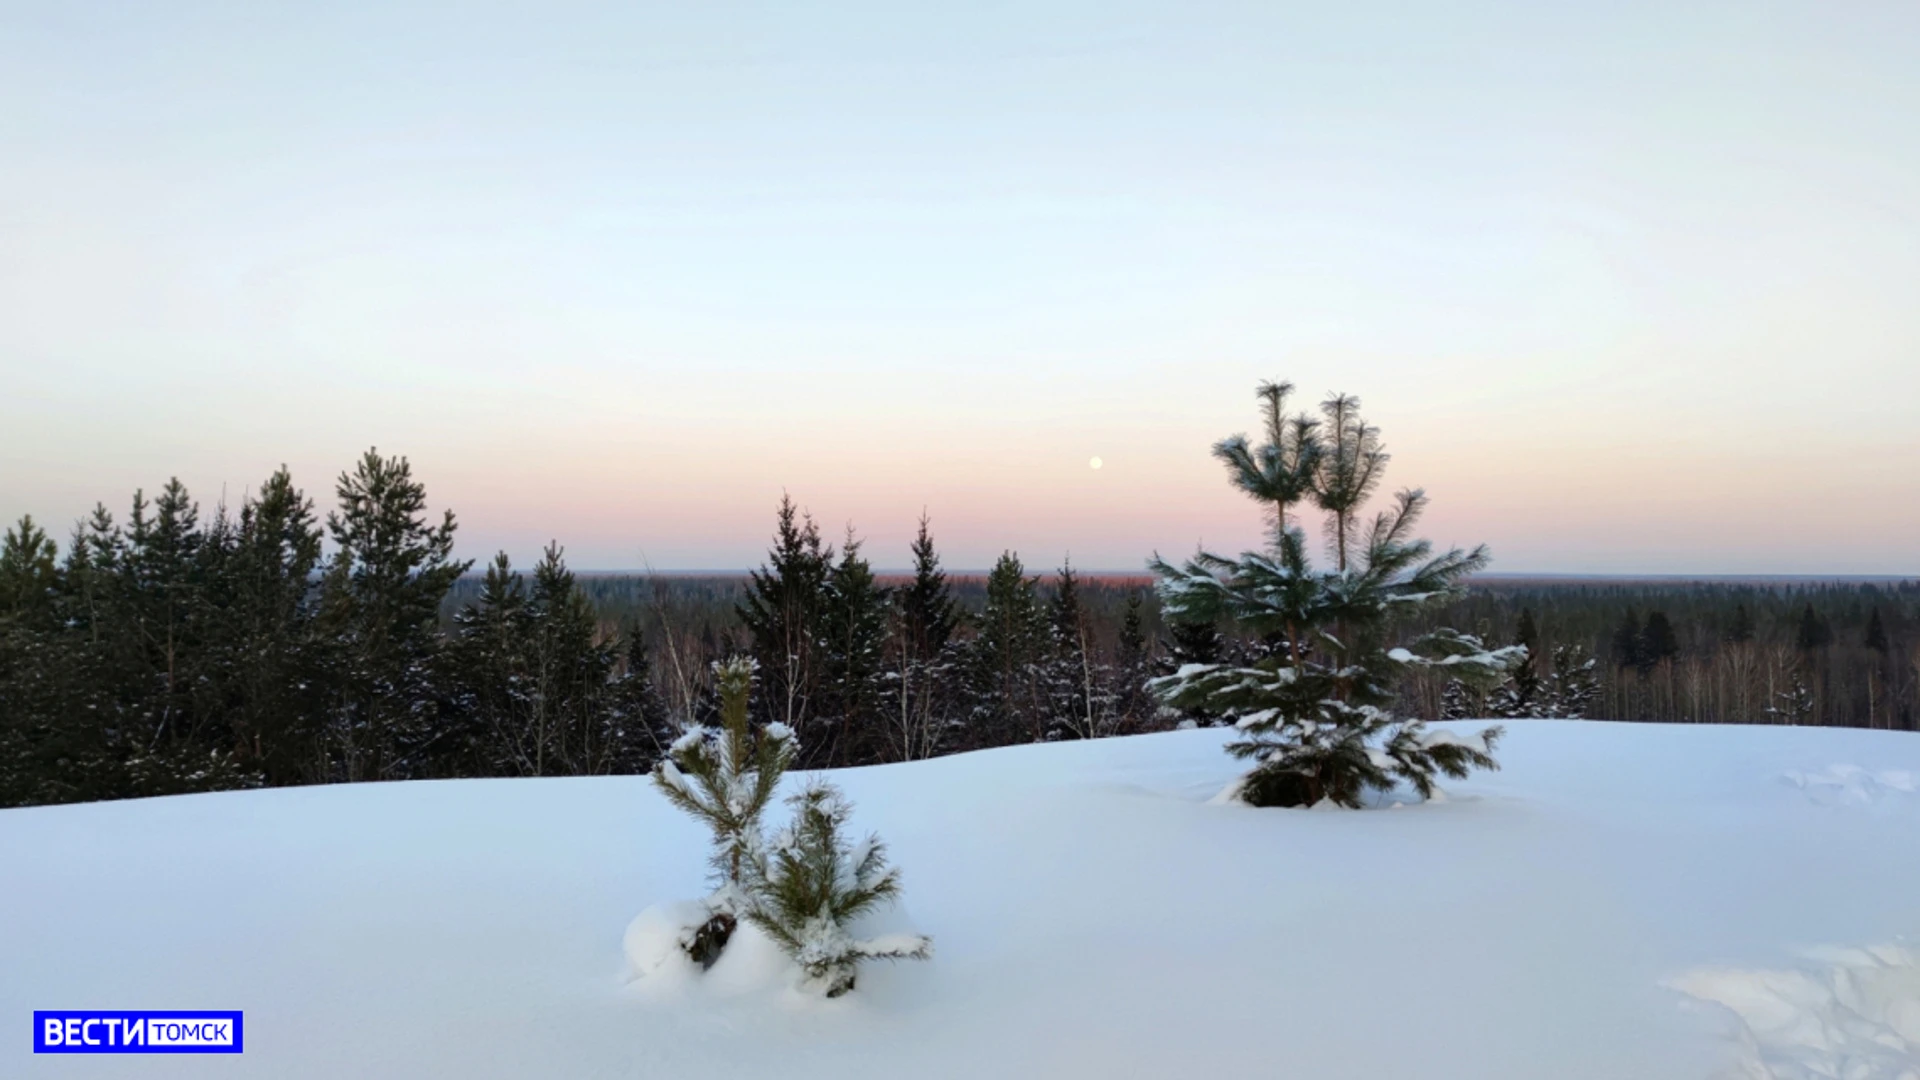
[969,551,1048,745]
[1115,590,1152,726]
[0,516,58,616]
[1641,611,1680,671]
[1489,609,1543,717]
[1725,604,1756,645]
[818,530,891,765]
[1864,609,1889,656]
[737,495,831,741]
[317,450,471,781]
[608,624,676,771]
[898,513,959,656]
[1795,602,1833,652]
[1544,644,1599,719]
[522,542,618,775]
[744,779,931,997]
[222,468,325,783]
[1767,669,1816,725]
[1149,381,1521,808]
[1044,559,1111,739]
[1156,613,1225,726]
[450,552,532,774]
[651,657,797,964]
[887,514,960,761]
[1611,609,1644,673]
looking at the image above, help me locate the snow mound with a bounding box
[1669,944,1920,1079]
[1783,765,1918,807]
[623,900,709,981]
[624,901,797,998]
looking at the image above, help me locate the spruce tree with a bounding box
[737,495,831,741]
[743,780,931,997]
[1156,613,1225,726]
[1489,609,1543,717]
[887,514,960,761]
[450,552,532,774]
[898,513,959,656]
[1149,381,1520,808]
[1611,609,1644,673]
[1115,590,1152,726]
[818,530,892,766]
[607,623,677,771]
[969,551,1048,745]
[1794,602,1833,652]
[0,516,57,616]
[1725,604,1756,645]
[1641,611,1680,672]
[524,542,617,775]
[222,468,326,784]
[1767,670,1816,725]
[1544,644,1599,719]
[1044,559,1110,739]
[1864,609,1889,656]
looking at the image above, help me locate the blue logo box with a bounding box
[33,1011,244,1054]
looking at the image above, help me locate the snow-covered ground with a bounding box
[4,721,1918,1079]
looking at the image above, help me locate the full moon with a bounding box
[1089,457,1103,470]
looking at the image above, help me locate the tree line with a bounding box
[4,452,1914,810]
[0,453,1161,808]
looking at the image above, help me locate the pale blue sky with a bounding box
[2,1,1916,572]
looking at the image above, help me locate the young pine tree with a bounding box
[651,657,797,963]
[1149,381,1521,808]
[744,780,931,997]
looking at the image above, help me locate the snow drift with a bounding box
[3,721,1918,1079]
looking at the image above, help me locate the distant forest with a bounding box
[478,571,1920,734]
[2,449,1915,809]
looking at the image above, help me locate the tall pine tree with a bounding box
[317,450,470,782]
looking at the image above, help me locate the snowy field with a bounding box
[4,721,1919,1079]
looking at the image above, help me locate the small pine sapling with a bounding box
[651,656,796,966]
[745,780,931,997]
